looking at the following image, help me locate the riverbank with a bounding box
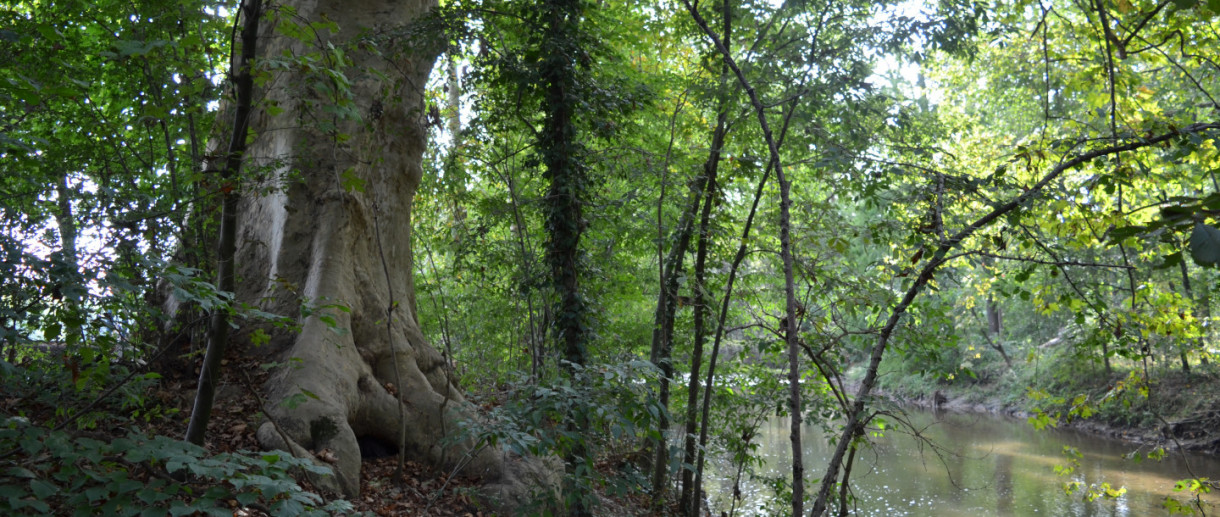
[860,364,1220,458]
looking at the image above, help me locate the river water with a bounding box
[704,409,1219,516]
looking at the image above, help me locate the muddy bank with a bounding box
[866,384,1220,458]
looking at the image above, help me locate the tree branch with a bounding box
[808,121,1220,515]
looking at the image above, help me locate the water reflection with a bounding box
[705,409,1219,516]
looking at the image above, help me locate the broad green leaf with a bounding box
[1189,223,1220,266]
[29,478,59,499]
[5,466,36,478]
[1155,251,1183,270]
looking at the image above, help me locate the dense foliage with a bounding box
[2,0,1219,515]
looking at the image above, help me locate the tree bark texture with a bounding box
[222,0,557,506]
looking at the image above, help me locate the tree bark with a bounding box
[1199,274,1211,366]
[682,3,803,514]
[185,0,260,448]
[536,1,593,514]
[981,295,1012,368]
[648,132,713,504]
[1177,259,1196,373]
[679,4,731,510]
[211,0,557,507]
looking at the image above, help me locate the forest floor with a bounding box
[157,341,653,514]
[157,344,654,516]
[870,362,1220,457]
[6,340,653,516]
[8,351,491,515]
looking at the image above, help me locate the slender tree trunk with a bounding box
[184,0,260,447]
[445,55,461,140]
[986,295,1002,335]
[54,176,78,283]
[687,46,807,517]
[54,172,82,347]
[677,112,725,517]
[983,295,1012,368]
[837,436,860,517]
[490,165,545,382]
[1178,259,1196,373]
[807,123,1220,516]
[682,4,803,513]
[671,130,724,503]
[1200,276,1211,366]
[777,111,804,517]
[648,132,714,504]
[689,158,768,517]
[679,3,731,510]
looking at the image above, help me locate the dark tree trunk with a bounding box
[679,3,731,510]
[184,0,260,447]
[1177,259,1196,373]
[982,296,1012,368]
[538,0,593,514]
[648,141,713,504]
[682,4,804,513]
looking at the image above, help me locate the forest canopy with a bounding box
[1,0,1219,515]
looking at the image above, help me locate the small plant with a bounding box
[452,360,660,514]
[0,419,357,516]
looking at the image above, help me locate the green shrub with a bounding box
[0,418,356,516]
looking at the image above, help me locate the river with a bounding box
[703,409,1219,516]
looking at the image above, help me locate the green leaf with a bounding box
[0,483,28,500]
[235,491,260,506]
[1107,225,1147,242]
[29,478,59,499]
[168,501,197,517]
[339,167,365,193]
[24,499,51,514]
[1155,251,1184,270]
[6,466,37,479]
[85,485,109,502]
[137,487,171,504]
[1189,223,1220,266]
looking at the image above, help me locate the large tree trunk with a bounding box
[221,0,555,506]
